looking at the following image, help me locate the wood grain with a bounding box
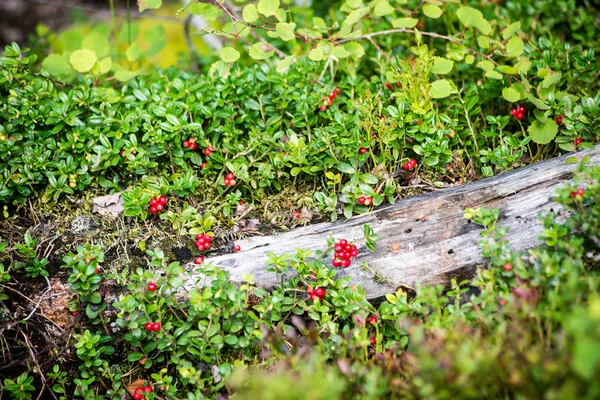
[185,147,598,299]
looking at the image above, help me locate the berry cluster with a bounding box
[224,172,236,186]
[570,188,584,198]
[133,385,153,400]
[149,195,167,214]
[195,233,212,251]
[385,82,401,90]
[319,88,341,112]
[510,105,526,120]
[203,145,214,157]
[358,147,369,155]
[403,158,417,170]
[147,282,157,292]
[182,137,198,151]
[332,239,358,268]
[357,196,373,206]
[145,322,161,332]
[307,287,326,301]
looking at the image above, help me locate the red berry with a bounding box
[417,120,422,126]
[341,259,351,268]
[319,105,327,112]
[149,206,158,214]
[574,138,582,146]
[201,162,207,169]
[385,82,393,90]
[152,322,161,332]
[226,173,235,180]
[147,282,157,291]
[183,140,190,148]
[359,147,368,155]
[95,267,100,274]
[358,196,366,205]
[503,263,512,272]
[71,311,78,317]
[556,115,563,125]
[324,97,333,106]
[158,196,167,205]
[510,109,518,116]
[332,259,342,267]
[368,316,377,324]
[577,188,584,196]
[239,200,245,205]
[145,322,153,331]
[339,239,348,247]
[155,204,164,211]
[195,256,204,265]
[189,137,196,144]
[499,298,506,306]
[518,106,525,113]
[229,179,236,186]
[203,243,210,250]
[314,287,326,298]
[190,143,197,151]
[150,198,158,206]
[143,386,153,393]
[234,244,241,252]
[370,337,376,345]
[364,197,373,206]
[570,191,577,198]
[224,178,231,186]
[309,293,317,301]
[334,244,343,252]
[135,387,144,394]
[516,112,524,120]
[133,393,143,400]
[293,211,301,219]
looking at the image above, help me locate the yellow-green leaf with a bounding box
[257,0,280,17]
[249,42,275,60]
[528,119,558,144]
[98,57,112,74]
[423,4,443,18]
[476,60,494,71]
[309,48,324,61]
[82,33,109,58]
[276,22,296,41]
[138,0,161,12]
[477,35,489,49]
[126,42,141,62]
[432,57,454,75]
[374,0,394,16]
[429,79,453,98]
[502,87,521,102]
[506,36,524,57]
[542,72,562,88]
[485,70,503,80]
[502,21,521,40]
[220,47,240,63]
[242,4,259,23]
[392,18,418,29]
[69,49,97,73]
[276,56,295,73]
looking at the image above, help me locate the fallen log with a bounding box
[188,147,599,300]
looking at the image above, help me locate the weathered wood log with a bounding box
[187,147,599,299]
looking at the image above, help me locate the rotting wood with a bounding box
[184,147,599,300]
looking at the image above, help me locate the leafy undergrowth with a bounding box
[1,156,600,399]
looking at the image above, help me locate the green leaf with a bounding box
[42,54,73,76]
[497,65,517,74]
[309,48,324,61]
[392,18,419,29]
[69,49,97,73]
[98,57,112,74]
[456,6,491,35]
[138,0,162,12]
[542,72,562,88]
[485,70,503,80]
[82,33,109,58]
[502,87,521,102]
[374,0,394,17]
[127,352,144,362]
[429,79,453,99]
[114,70,138,82]
[528,119,558,144]
[126,42,141,62]
[338,162,357,174]
[344,42,365,58]
[344,7,370,27]
[572,338,600,379]
[220,47,240,63]
[249,42,275,60]
[516,57,532,74]
[476,60,494,71]
[275,22,296,41]
[276,55,295,73]
[242,4,259,23]
[332,46,351,59]
[189,3,219,21]
[505,36,524,57]
[432,57,454,75]
[423,4,443,19]
[477,35,489,49]
[257,0,280,17]
[502,21,521,40]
